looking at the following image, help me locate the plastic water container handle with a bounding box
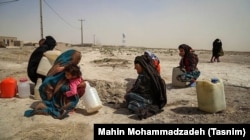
[85,81,91,89]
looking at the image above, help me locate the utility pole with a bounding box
[40,0,43,39]
[93,34,96,46]
[79,19,85,46]
[122,33,126,47]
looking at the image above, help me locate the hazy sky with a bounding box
[1,0,249,51]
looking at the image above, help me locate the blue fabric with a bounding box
[189,82,196,87]
[125,92,152,113]
[24,110,35,117]
[53,49,76,66]
[24,49,84,119]
[178,70,200,82]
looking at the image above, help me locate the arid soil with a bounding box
[0,46,249,140]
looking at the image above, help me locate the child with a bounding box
[144,50,161,74]
[64,63,84,97]
[25,50,85,120]
[177,44,200,87]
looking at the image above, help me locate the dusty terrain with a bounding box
[0,45,249,139]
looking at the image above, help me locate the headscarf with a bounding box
[178,44,192,57]
[44,36,57,50]
[27,36,57,83]
[144,50,158,60]
[40,49,83,99]
[134,55,167,109]
[212,38,222,57]
[178,44,198,71]
[26,49,84,119]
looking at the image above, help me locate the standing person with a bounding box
[124,54,167,120]
[177,44,200,87]
[211,38,223,62]
[27,36,57,84]
[24,49,86,120]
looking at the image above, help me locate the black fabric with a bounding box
[136,104,164,120]
[128,55,167,120]
[27,36,56,83]
[44,36,57,50]
[134,55,167,109]
[212,39,222,57]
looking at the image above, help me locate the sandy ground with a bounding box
[0,46,249,139]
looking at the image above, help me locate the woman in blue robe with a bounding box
[24,49,85,119]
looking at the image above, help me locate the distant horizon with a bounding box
[9,40,246,53]
[3,32,250,52]
[0,35,244,52]
[1,0,249,52]
[2,36,248,53]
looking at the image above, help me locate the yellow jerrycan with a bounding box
[196,78,226,113]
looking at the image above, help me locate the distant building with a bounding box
[0,36,23,47]
[57,42,72,47]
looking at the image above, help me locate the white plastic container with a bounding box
[82,81,102,113]
[196,78,226,113]
[37,56,52,76]
[18,78,30,98]
[43,50,61,64]
[172,67,186,87]
[34,78,42,100]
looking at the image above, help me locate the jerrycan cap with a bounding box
[211,78,219,83]
[19,78,28,82]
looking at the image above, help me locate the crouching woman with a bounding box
[24,49,86,119]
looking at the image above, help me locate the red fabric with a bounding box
[153,60,161,74]
[183,57,191,72]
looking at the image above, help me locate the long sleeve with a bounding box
[65,78,82,97]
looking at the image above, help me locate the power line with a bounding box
[43,0,79,30]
